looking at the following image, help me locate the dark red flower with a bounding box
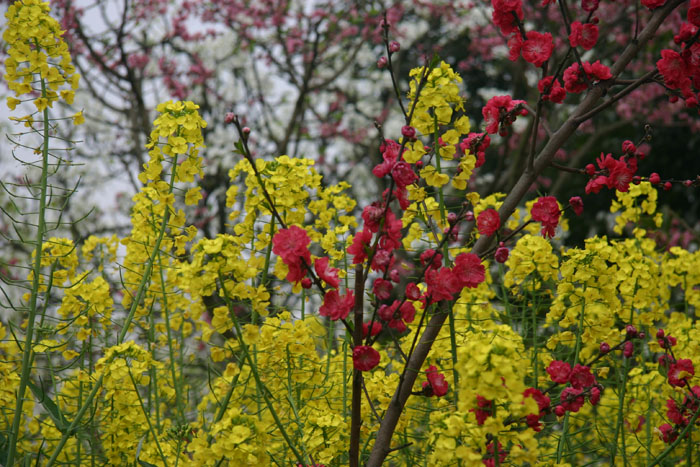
[526,414,543,431]
[569,364,596,389]
[420,249,442,270]
[477,208,501,236]
[392,161,418,188]
[530,196,560,238]
[272,226,312,283]
[491,0,523,36]
[560,387,585,413]
[362,202,385,233]
[452,252,486,288]
[569,196,584,215]
[538,76,566,103]
[405,282,421,301]
[459,133,491,168]
[657,49,691,90]
[370,248,394,272]
[348,229,372,264]
[319,289,354,321]
[563,61,611,93]
[494,246,509,263]
[657,423,678,443]
[362,321,382,338]
[400,301,416,323]
[482,95,527,135]
[314,257,340,289]
[470,395,493,424]
[569,21,599,50]
[563,63,588,93]
[641,0,666,9]
[668,359,694,387]
[353,345,380,371]
[524,387,551,413]
[377,301,399,322]
[690,0,700,26]
[423,365,449,397]
[547,360,572,384]
[373,278,393,301]
[581,0,600,12]
[666,398,686,425]
[521,31,553,67]
[425,267,461,303]
[372,140,401,178]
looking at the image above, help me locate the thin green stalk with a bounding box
[611,357,630,463]
[447,309,459,404]
[7,77,52,467]
[532,290,539,388]
[118,153,180,344]
[46,373,104,467]
[148,307,162,432]
[285,346,308,460]
[218,273,307,465]
[432,114,447,227]
[127,367,169,466]
[157,250,185,424]
[557,290,586,462]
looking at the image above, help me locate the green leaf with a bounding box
[234,140,245,156]
[27,379,70,434]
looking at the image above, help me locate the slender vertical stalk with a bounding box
[349,265,365,467]
[7,78,51,467]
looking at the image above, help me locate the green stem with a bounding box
[157,250,185,424]
[7,77,51,467]
[118,153,180,344]
[611,357,630,463]
[218,273,307,465]
[127,367,169,466]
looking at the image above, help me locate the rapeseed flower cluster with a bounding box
[3,0,80,119]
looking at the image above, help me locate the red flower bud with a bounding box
[389,41,401,53]
[377,56,388,68]
[494,246,509,263]
[649,173,661,184]
[401,125,416,139]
